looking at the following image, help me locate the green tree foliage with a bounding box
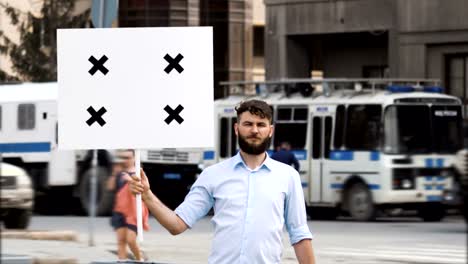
[0,0,90,82]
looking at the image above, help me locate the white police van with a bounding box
[0,82,203,214]
[203,78,464,221]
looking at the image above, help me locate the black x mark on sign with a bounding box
[164,53,184,74]
[164,105,184,124]
[88,55,109,75]
[86,106,107,126]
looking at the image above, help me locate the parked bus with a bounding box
[203,78,464,221]
[0,82,203,215]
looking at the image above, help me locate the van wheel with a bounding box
[79,167,114,216]
[4,209,31,229]
[347,183,376,221]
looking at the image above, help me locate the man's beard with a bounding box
[238,134,271,155]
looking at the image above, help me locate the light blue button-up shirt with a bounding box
[175,152,313,264]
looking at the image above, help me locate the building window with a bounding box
[18,104,35,130]
[253,26,264,57]
[446,54,468,107]
[362,65,389,78]
[119,0,170,27]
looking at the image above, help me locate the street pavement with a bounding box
[1,215,467,264]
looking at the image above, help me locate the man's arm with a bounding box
[129,170,188,235]
[293,239,315,264]
[142,191,189,235]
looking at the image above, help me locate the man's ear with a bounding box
[234,122,239,136]
[269,124,274,138]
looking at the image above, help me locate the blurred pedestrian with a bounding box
[129,100,315,263]
[108,149,149,261]
[271,141,300,171]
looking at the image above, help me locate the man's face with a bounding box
[116,150,134,170]
[235,112,274,155]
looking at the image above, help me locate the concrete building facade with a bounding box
[265,0,468,104]
[118,0,265,98]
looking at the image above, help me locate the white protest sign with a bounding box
[57,27,214,150]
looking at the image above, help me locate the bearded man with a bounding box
[129,99,315,264]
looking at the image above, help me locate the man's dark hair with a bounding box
[235,100,273,124]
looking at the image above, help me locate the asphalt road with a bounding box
[2,215,467,264]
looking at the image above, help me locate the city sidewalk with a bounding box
[1,220,214,264]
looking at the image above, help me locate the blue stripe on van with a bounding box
[330,183,344,189]
[330,151,354,161]
[331,183,379,190]
[0,142,51,153]
[203,151,215,160]
[370,151,380,161]
[425,158,433,168]
[292,150,307,160]
[427,195,442,202]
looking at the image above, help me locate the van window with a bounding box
[219,117,238,158]
[220,117,228,158]
[312,117,322,159]
[324,116,332,158]
[230,117,238,156]
[274,106,308,149]
[346,105,382,150]
[334,105,345,149]
[18,104,36,130]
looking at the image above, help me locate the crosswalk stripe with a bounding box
[320,250,465,264]
[319,247,466,264]
[374,246,465,254]
[323,247,465,258]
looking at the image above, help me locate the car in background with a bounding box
[0,162,33,229]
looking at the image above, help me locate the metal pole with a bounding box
[88,149,98,246]
[88,0,110,248]
[99,0,105,28]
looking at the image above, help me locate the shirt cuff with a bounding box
[289,224,313,245]
[174,207,194,228]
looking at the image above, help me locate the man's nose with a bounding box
[251,125,259,133]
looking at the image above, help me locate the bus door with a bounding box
[310,106,333,203]
[273,106,309,200]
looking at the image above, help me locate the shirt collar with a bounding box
[232,152,273,172]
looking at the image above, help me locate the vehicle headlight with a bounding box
[402,179,413,189]
[392,169,415,190]
[16,173,32,188]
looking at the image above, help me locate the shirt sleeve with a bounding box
[174,171,214,228]
[284,170,313,245]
